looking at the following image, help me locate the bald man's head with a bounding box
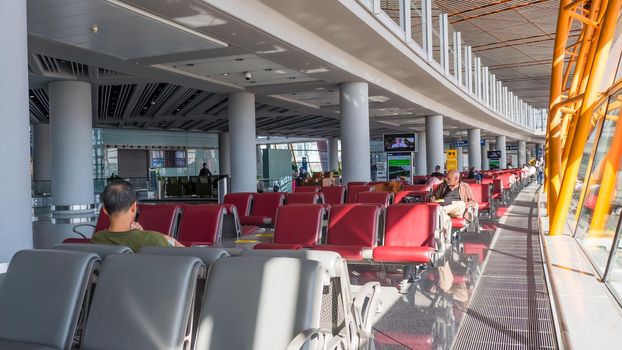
[446,169,460,186]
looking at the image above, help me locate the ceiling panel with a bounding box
[27,0,225,60]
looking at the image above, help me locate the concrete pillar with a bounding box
[49,81,95,213]
[496,135,507,169]
[468,128,482,170]
[328,138,339,171]
[425,115,444,174]
[481,141,490,170]
[415,131,427,176]
[340,82,370,184]
[518,140,527,167]
[228,92,257,192]
[457,146,464,171]
[33,123,52,181]
[0,0,32,262]
[218,132,230,175]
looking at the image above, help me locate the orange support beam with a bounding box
[549,0,622,236]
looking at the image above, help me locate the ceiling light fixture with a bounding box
[91,24,99,34]
[223,73,230,76]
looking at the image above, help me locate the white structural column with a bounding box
[518,140,527,167]
[218,132,230,175]
[33,123,52,181]
[456,146,464,171]
[49,81,95,212]
[228,92,257,192]
[468,128,482,170]
[0,0,32,262]
[496,135,507,169]
[328,138,339,171]
[340,82,371,184]
[415,131,427,176]
[425,115,444,174]
[481,142,490,170]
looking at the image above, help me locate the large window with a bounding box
[568,101,607,227]
[575,92,622,274]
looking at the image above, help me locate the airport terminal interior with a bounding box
[1,0,622,349]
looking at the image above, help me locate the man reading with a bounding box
[92,180,184,251]
[431,169,477,234]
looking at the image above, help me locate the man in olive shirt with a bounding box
[92,180,183,252]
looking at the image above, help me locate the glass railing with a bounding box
[364,0,548,131]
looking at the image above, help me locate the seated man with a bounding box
[92,180,183,252]
[431,169,477,234]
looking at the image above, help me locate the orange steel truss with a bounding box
[547,0,622,235]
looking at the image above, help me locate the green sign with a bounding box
[388,158,411,166]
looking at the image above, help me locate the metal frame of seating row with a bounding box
[2,247,368,349]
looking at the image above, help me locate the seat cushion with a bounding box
[451,217,467,229]
[372,246,434,263]
[253,243,303,250]
[240,216,272,226]
[311,245,365,260]
[478,202,490,210]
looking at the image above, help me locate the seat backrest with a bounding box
[138,246,229,266]
[347,181,367,188]
[53,243,132,259]
[238,250,352,336]
[286,192,320,205]
[0,250,99,349]
[274,204,324,246]
[384,204,437,248]
[177,205,227,245]
[462,178,478,184]
[250,192,285,220]
[82,254,204,350]
[469,183,490,203]
[137,204,181,236]
[356,192,393,207]
[403,184,431,192]
[346,185,373,203]
[393,191,413,204]
[295,185,320,193]
[224,192,254,216]
[322,186,345,205]
[412,175,428,184]
[327,204,380,247]
[95,207,110,232]
[195,257,326,350]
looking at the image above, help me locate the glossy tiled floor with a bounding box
[349,230,495,349]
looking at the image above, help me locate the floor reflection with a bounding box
[349,228,495,349]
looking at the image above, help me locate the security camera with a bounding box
[244,71,252,81]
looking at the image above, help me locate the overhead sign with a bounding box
[452,140,469,148]
[488,150,502,170]
[481,139,486,146]
[446,149,458,171]
[506,145,518,151]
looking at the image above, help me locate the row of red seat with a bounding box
[66,203,239,247]
[254,203,443,266]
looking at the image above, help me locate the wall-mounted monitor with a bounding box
[383,133,416,152]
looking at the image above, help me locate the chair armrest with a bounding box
[72,224,96,238]
[286,328,345,350]
[352,281,381,338]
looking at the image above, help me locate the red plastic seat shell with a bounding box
[176,204,226,245]
[372,246,434,263]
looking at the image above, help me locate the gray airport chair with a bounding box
[240,250,381,349]
[81,255,205,350]
[0,249,100,350]
[52,243,132,259]
[195,256,335,350]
